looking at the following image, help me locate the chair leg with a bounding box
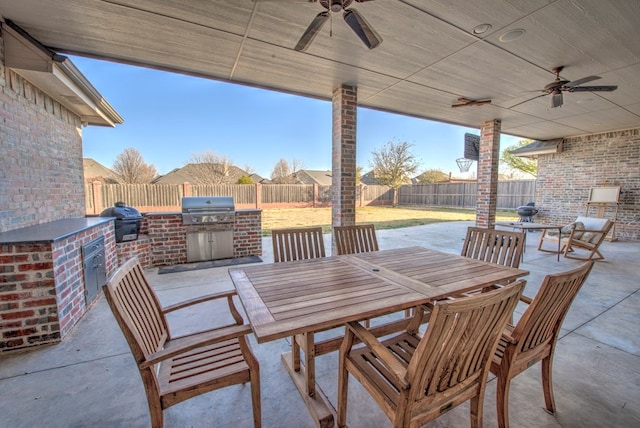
[148,401,163,428]
[541,356,556,414]
[496,372,511,428]
[469,393,484,428]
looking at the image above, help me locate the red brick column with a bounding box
[331,85,357,251]
[476,119,501,228]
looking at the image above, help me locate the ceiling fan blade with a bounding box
[569,85,618,92]
[343,9,382,49]
[295,11,329,52]
[551,91,563,108]
[509,93,547,109]
[565,75,600,88]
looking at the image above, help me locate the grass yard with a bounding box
[261,206,517,235]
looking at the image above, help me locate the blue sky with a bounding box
[73,56,523,179]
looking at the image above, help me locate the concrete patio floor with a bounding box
[1,221,639,428]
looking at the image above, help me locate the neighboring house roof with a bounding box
[249,173,270,184]
[293,170,332,186]
[360,170,382,186]
[152,163,249,185]
[83,158,119,183]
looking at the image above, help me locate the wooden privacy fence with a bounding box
[399,180,536,209]
[85,180,534,214]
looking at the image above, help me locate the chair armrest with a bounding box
[141,323,252,368]
[501,329,518,345]
[162,289,237,313]
[519,295,533,305]
[345,321,409,390]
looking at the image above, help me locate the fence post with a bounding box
[255,183,262,210]
[183,182,192,197]
[359,183,365,207]
[92,181,103,214]
[313,183,318,208]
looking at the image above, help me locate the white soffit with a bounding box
[510,139,563,158]
[2,21,123,127]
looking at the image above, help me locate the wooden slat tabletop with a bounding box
[229,247,528,343]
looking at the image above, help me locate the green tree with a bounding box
[369,140,421,205]
[237,174,254,184]
[501,140,537,178]
[415,169,449,183]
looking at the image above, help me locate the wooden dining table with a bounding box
[229,246,529,428]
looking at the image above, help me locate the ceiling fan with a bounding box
[295,0,382,52]
[512,66,618,109]
[451,97,492,108]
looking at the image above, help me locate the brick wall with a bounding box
[234,210,262,257]
[0,32,86,233]
[535,128,640,240]
[0,222,115,351]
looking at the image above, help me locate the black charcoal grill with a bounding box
[99,202,143,242]
[516,203,539,222]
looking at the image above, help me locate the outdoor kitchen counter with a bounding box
[0,217,113,244]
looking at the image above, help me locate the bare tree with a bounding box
[187,151,234,185]
[369,140,420,204]
[271,157,304,184]
[112,147,158,183]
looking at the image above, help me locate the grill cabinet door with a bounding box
[186,231,234,262]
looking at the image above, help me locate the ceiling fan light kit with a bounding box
[295,0,382,52]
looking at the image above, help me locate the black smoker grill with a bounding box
[516,203,539,223]
[100,201,143,243]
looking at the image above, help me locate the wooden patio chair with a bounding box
[337,279,525,428]
[538,216,613,261]
[103,257,261,428]
[333,223,379,255]
[462,227,526,269]
[271,226,325,262]
[490,261,594,428]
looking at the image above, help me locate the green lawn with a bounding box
[261,206,516,235]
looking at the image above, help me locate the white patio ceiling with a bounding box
[0,0,638,140]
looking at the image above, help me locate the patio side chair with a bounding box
[333,223,379,255]
[103,257,261,428]
[337,279,525,428]
[272,226,326,262]
[490,261,594,428]
[462,226,526,269]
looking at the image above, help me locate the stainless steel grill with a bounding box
[181,196,235,225]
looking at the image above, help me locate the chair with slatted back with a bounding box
[333,223,379,255]
[103,257,261,428]
[462,227,525,269]
[491,261,594,428]
[271,226,326,262]
[337,279,526,428]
